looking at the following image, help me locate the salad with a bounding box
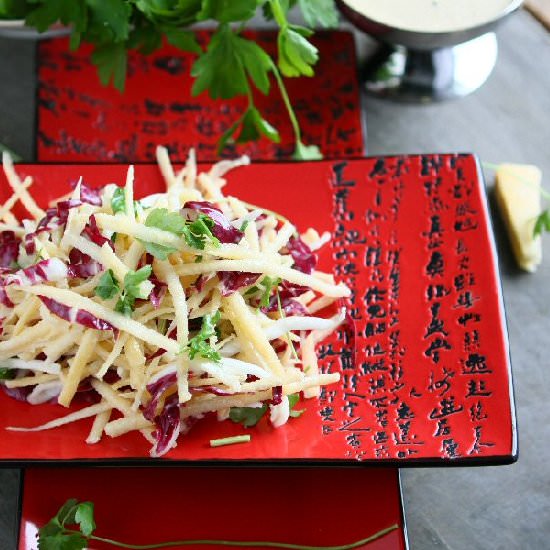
[0,148,349,457]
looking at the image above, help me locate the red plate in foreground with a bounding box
[18,467,407,550]
[0,155,516,464]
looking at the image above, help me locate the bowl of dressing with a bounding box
[337,0,523,101]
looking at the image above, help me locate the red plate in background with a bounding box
[36,30,364,163]
[18,467,407,550]
[0,155,516,464]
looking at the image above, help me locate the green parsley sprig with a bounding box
[141,208,220,260]
[38,497,399,549]
[183,310,221,361]
[229,392,304,427]
[95,265,152,316]
[3,0,338,159]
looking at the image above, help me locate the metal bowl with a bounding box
[337,0,523,101]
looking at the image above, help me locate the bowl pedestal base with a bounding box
[362,32,498,102]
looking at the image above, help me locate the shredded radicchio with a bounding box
[190,385,232,397]
[24,199,82,255]
[76,181,103,206]
[143,372,177,421]
[39,295,116,332]
[261,281,308,317]
[183,201,243,244]
[271,385,283,405]
[148,276,167,309]
[150,393,181,457]
[218,271,259,296]
[0,287,13,307]
[67,248,103,279]
[1,384,33,402]
[0,231,20,268]
[193,273,214,292]
[82,215,111,248]
[145,327,178,362]
[286,236,316,274]
[4,258,68,286]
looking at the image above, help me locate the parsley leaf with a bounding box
[534,209,550,237]
[91,43,127,91]
[111,187,126,214]
[96,266,152,316]
[124,265,152,299]
[94,269,120,300]
[86,0,131,42]
[297,0,338,28]
[140,241,178,261]
[0,0,32,19]
[192,25,272,99]
[293,140,323,161]
[259,276,281,308]
[185,214,220,250]
[115,294,135,317]
[25,0,87,34]
[237,106,280,144]
[0,368,15,380]
[198,0,258,23]
[184,311,221,361]
[38,531,88,550]
[114,266,153,316]
[288,393,305,418]
[145,208,187,235]
[277,25,318,77]
[38,498,95,550]
[144,209,219,252]
[74,501,96,537]
[162,26,201,53]
[229,404,268,427]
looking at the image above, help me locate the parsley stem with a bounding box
[269,0,288,28]
[86,524,399,549]
[271,61,303,147]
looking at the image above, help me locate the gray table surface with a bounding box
[1,8,550,550]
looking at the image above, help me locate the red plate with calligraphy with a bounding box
[17,467,408,549]
[0,154,517,465]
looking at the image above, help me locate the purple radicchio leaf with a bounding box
[261,282,309,317]
[38,295,116,332]
[67,248,103,279]
[75,181,103,206]
[143,372,177,421]
[286,236,316,274]
[1,384,33,402]
[194,273,214,292]
[24,199,82,254]
[150,393,181,457]
[190,385,232,397]
[0,231,20,268]
[271,385,283,406]
[145,327,178,362]
[0,287,13,307]
[148,276,167,309]
[4,258,68,286]
[82,215,111,248]
[218,271,259,297]
[183,201,243,244]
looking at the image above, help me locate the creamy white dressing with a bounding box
[342,0,514,32]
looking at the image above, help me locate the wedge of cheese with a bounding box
[495,163,543,272]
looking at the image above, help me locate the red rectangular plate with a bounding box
[18,467,408,550]
[0,155,517,464]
